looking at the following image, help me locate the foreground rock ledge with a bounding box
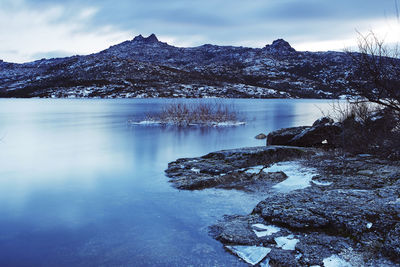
[165,146,315,191]
[165,146,400,266]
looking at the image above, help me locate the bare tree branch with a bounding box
[347,31,400,114]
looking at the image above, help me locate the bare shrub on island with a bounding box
[145,101,242,126]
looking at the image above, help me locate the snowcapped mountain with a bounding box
[0,34,355,98]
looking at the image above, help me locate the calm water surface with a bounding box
[0,98,333,266]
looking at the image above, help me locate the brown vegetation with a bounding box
[327,101,400,158]
[146,102,241,126]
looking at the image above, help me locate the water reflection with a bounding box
[0,98,334,266]
[270,100,296,129]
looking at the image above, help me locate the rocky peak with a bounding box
[146,33,159,43]
[132,34,145,42]
[264,39,296,53]
[132,33,159,44]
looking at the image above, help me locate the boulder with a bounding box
[266,126,310,146]
[255,133,267,139]
[289,121,342,147]
[267,117,342,147]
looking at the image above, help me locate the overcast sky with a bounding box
[1,0,399,63]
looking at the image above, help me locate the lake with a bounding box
[0,98,334,266]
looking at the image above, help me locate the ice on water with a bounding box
[225,245,271,265]
[263,161,318,192]
[131,120,245,127]
[274,234,299,250]
[252,223,281,237]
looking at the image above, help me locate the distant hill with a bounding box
[0,34,357,98]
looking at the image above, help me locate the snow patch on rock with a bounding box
[311,180,332,186]
[245,165,265,174]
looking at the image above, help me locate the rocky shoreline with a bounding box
[165,141,399,265]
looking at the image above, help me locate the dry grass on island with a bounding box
[131,102,244,127]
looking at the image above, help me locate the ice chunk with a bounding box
[252,223,272,230]
[267,161,318,192]
[252,224,280,237]
[253,230,274,238]
[225,245,271,265]
[274,235,299,250]
[367,222,373,229]
[323,255,352,267]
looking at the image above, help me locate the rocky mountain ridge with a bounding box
[0,34,356,98]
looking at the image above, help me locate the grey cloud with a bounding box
[4,0,399,61]
[21,0,400,30]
